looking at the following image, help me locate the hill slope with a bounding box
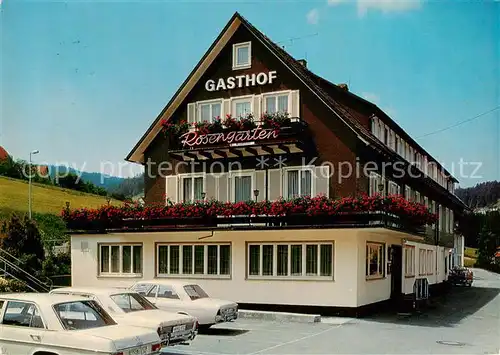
[456,181,500,209]
[0,176,122,216]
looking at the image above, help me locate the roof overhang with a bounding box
[126,15,242,164]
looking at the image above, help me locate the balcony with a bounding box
[165,115,309,161]
[63,195,436,238]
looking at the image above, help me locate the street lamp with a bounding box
[106,196,111,205]
[253,189,260,202]
[28,149,39,219]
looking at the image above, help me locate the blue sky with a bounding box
[1,0,498,187]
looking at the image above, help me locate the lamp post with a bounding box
[106,196,111,206]
[28,149,39,219]
[253,189,260,202]
[201,192,206,201]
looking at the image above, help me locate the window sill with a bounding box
[232,64,251,71]
[365,276,385,281]
[246,276,334,282]
[156,274,231,280]
[98,273,143,278]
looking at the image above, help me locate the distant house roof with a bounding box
[0,146,9,161]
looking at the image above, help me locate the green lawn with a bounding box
[0,176,122,218]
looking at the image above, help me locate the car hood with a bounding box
[120,309,196,328]
[79,324,159,350]
[193,298,238,309]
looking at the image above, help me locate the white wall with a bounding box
[72,229,361,308]
[71,228,449,309]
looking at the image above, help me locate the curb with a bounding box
[238,309,321,323]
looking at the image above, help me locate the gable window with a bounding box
[366,242,385,279]
[181,175,204,202]
[198,100,222,123]
[285,168,312,198]
[248,242,333,280]
[99,244,142,276]
[232,42,251,70]
[232,97,252,118]
[263,92,289,114]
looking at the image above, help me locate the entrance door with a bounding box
[390,245,403,300]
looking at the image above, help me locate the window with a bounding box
[369,172,383,196]
[182,175,204,202]
[232,97,252,118]
[419,249,427,275]
[54,300,116,330]
[109,293,156,313]
[247,243,333,279]
[184,284,209,300]
[198,100,222,123]
[366,242,385,279]
[285,168,312,198]
[231,172,253,202]
[157,285,180,300]
[388,181,400,195]
[404,246,415,277]
[232,42,251,69]
[99,244,142,276]
[427,250,434,274]
[2,301,44,328]
[264,92,289,114]
[157,244,231,277]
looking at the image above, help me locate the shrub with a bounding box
[0,278,28,292]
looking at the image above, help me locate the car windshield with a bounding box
[53,300,116,330]
[183,284,209,300]
[109,292,157,313]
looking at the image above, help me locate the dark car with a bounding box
[448,267,473,287]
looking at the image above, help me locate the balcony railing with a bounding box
[65,211,428,236]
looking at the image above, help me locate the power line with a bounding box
[416,106,500,139]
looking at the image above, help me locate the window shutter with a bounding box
[290,90,300,118]
[252,95,261,120]
[255,170,266,198]
[205,174,217,200]
[216,173,229,202]
[165,175,178,204]
[268,169,282,201]
[223,99,231,118]
[315,165,330,197]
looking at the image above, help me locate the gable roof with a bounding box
[125,12,464,208]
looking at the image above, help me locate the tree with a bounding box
[0,214,45,275]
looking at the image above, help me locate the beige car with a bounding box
[131,280,238,330]
[50,287,197,346]
[0,293,162,355]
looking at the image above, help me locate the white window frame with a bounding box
[179,173,206,202]
[366,242,385,279]
[232,41,252,70]
[404,245,415,277]
[197,98,223,123]
[229,170,255,203]
[99,243,143,277]
[231,95,254,119]
[426,249,434,275]
[156,243,231,279]
[388,180,400,195]
[247,242,334,281]
[419,249,426,275]
[262,90,292,115]
[283,166,315,198]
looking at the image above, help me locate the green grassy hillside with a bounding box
[0,176,122,218]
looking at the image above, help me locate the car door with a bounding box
[0,301,45,355]
[155,284,188,312]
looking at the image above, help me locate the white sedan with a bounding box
[50,287,197,346]
[0,293,162,355]
[130,280,238,329]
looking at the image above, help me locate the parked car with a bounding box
[50,287,197,346]
[0,293,162,355]
[130,280,238,329]
[448,267,473,287]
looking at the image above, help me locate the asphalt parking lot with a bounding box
[162,268,500,355]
